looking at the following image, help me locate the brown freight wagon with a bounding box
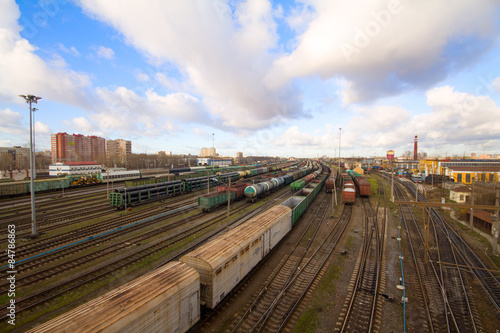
[342,181,356,204]
[217,182,251,200]
[325,176,335,193]
[355,177,371,197]
[27,262,200,333]
[180,205,292,309]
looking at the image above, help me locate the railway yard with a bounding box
[1,163,499,332]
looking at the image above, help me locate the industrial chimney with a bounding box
[414,135,418,160]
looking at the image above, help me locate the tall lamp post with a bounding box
[19,94,42,236]
[338,128,342,171]
[212,132,215,170]
[32,107,38,179]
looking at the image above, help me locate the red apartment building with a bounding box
[51,132,106,163]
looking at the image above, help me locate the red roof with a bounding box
[467,210,493,224]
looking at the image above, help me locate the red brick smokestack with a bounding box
[414,135,418,160]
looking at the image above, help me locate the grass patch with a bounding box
[294,307,320,333]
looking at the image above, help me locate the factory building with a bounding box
[51,133,106,163]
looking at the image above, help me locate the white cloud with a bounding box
[275,126,322,147]
[95,46,115,59]
[193,128,208,137]
[492,77,500,93]
[272,85,500,156]
[77,0,304,130]
[146,91,210,123]
[71,116,94,133]
[58,43,80,56]
[0,108,25,135]
[136,72,149,82]
[0,1,93,107]
[267,0,499,104]
[34,121,51,135]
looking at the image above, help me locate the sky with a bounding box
[1,0,499,159]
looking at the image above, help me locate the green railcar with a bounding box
[109,192,124,208]
[290,179,306,192]
[198,191,236,212]
[0,181,28,196]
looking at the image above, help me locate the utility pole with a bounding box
[492,182,500,255]
[469,178,475,228]
[391,160,394,202]
[207,171,210,194]
[338,128,341,172]
[19,94,41,236]
[32,107,38,179]
[226,176,231,232]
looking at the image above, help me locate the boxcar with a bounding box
[0,181,28,196]
[27,261,200,333]
[290,179,306,192]
[325,176,335,192]
[198,191,236,212]
[355,177,371,197]
[180,205,292,309]
[342,180,356,204]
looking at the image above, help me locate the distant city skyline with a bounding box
[1,1,499,158]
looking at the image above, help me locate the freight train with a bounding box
[0,174,102,197]
[109,167,271,209]
[325,165,338,193]
[347,170,371,197]
[163,162,294,175]
[197,163,315,210]
[0,169,146,198]
[27,165,327,333]
[341,173,356,204]
[198,182,250,211]
[290,164,322,192]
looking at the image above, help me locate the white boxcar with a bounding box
[27,261,200,333]
[180,205,292,309]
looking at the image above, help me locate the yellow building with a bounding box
[419,159,500,185]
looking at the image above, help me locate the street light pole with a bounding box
[32,107,38,179]
[338,128,342,171]
[19,94,42,236]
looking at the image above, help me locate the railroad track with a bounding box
[0,183,117,210]
[375,172,496,332]
[0,201,192,267]
[230,191,352,332]
[0,188,207,240]
[336,195,385,333]
[398,179,492,331]
[0,185,295,330]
